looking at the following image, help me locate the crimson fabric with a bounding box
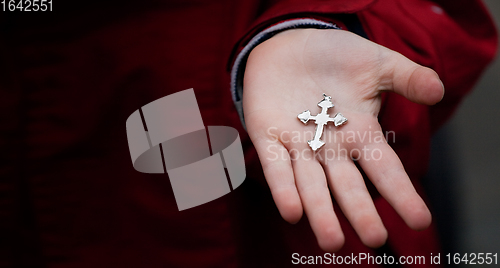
[0,0,496,267]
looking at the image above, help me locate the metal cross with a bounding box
[297,94,347,151]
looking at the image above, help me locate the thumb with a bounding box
[381,50,444,105]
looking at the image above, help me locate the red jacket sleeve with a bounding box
[228,0,376,70]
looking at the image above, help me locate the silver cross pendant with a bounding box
[297,94,347,151]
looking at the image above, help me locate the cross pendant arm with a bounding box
[297,94,348,151]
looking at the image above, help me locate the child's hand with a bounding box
[243,29,444,251]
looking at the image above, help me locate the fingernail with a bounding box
[439,80,445,100]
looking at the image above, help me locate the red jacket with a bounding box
[0,0,496,267]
